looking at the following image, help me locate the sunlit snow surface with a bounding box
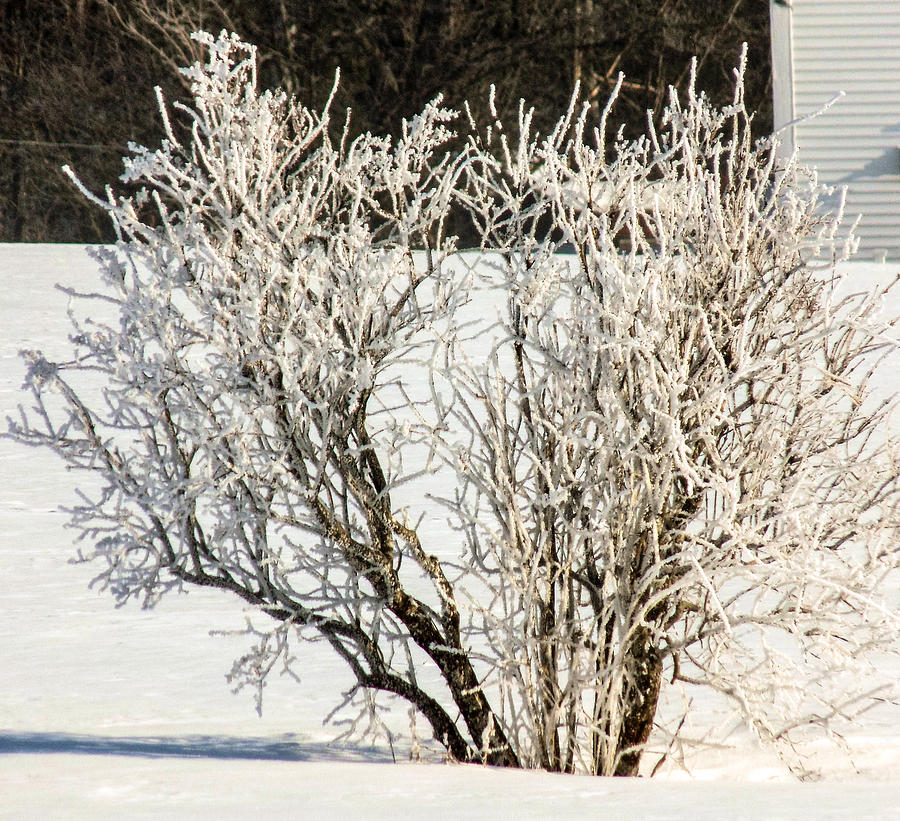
[2,245,899,819]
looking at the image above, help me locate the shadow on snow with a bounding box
[0,731,395,763]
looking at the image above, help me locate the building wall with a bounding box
[772,0,900,260]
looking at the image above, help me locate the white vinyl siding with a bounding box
[773,0,900,260]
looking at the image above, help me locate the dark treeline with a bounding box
[0,0,770,243]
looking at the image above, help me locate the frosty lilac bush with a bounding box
[448,55,900,776]
[10,33,900,777]
[15,31,515,768]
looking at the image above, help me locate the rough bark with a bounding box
[613,631,664,776]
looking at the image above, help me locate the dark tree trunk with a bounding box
[10,144,24,241]
[613,629,663,777]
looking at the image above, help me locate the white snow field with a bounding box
[2,244,900,819]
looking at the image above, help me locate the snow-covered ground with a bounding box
[2,244,899,819]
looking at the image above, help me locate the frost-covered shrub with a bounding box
[12,34,900,777]
[452,55,900,775]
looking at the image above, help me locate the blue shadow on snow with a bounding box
[0,731,394,763]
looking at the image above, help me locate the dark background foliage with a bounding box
[0,0,770,243]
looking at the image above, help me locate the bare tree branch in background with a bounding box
[96,0,236,87]
[0,0,771,243]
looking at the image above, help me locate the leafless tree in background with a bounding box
[0,0,770,243]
